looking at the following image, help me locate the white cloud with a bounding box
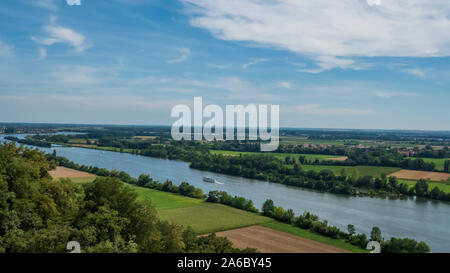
[242,58,268,69]
[38,47,47,60]
[207,63,231,69]
[33,0,58,10]
[182,0,450,71]
[296,104,375,115]
[402,68,427,79]
[0,40,13,57]
[367,0,382,6]
[373,91,418,99]
[32,25,88,53]
[279,82,291,89]
[52,66,104,85]
[298,56,368,73]
[66,0,81,6]
[167,48,192,63]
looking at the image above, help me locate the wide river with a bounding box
[2,134,450,252]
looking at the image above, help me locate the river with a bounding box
[2,134,450,252]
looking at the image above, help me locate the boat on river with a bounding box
[203,177,217,183]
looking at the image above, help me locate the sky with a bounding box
[0,0,449,130]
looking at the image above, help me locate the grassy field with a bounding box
[414,157,449,171]
[399,179,450,194]
[210,150,342,161]
[293,165,401,177]
[127,184,271,234]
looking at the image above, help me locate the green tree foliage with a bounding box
[444,160,450,173]
[414,179,429,197]
[370,227,383,242]
[347,224,355,236]
[381,238,430,253]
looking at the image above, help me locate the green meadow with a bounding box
[399,179,450,194]
[210,150,342,161]
[289,164,400,178]
[414,157,449,171]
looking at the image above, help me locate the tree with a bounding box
[137,174,152,187]
[262,199,275,217]
[430,186,443,200]
[351,168,359,183]
[370,226,382,242]
[347,224,356,236]
[381,238,430,253]
[414,179,429,197]
[444,160,450,173]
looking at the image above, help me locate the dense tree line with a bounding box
[0,143,254,253]
[413,146,450,159]
[4,136,52,148]
[261,200,430,253]
[190,153,450,201]
[206,191,258,213]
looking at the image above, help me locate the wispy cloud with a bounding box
[402,68,427,79]
[242,58,268,69]
[33,0,58,10]
[279,82,291,89]
[0,40,13,57]
[32,23,88,53]
[296,104,375,116]
[66,0,82,6]
[167,48,192,64]
[298,56,368,74]
[207,63,231,69]
[373,91,418,99]
[38,47,47,60]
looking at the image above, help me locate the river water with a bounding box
[2,134,450,252]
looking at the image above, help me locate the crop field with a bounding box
[49,166,96,179]
[390,170,450,182]
[215,225,352,253]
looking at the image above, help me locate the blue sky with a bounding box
[0,0,449,130]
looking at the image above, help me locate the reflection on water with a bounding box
[1,134,450,252]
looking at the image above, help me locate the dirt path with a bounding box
[215,225,351,253]
[389,170,450,181]
[49,166,95,179]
